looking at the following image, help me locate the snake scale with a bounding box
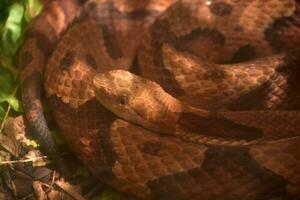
[19,0,300,199]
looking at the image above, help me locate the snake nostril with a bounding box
[119,95,128,105]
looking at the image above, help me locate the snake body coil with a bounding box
[20,0,300,199]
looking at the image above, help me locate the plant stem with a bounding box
[0,84,19,134]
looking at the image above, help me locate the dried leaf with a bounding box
[4,116,33,147]
[48,190,75,200]
[0,149,11,163]
[0,133,20,157]
[55,179,86,200]
[0,192,6,200]
[33,167,52,182]
[13,178,33,198]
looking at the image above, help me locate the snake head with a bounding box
[93,70,166,129]
[94,69,134,105]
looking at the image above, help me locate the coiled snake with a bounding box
[19,0,300,199]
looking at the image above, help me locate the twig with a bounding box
[45,171,56,193]
[40,182,54,190]
[33,181,46,200]
[0,155,48,166]
[0,84,20,135]
[19,193,34,200]
[55,180,87,200]
[84,184,103,199]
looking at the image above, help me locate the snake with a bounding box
[19,0,300,199]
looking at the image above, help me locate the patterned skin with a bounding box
[138,0,300,110]
[20,0,300,199]
[93,70,300,145]
[19,0,88,174]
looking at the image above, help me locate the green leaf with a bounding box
[73,166,91,178]
[0,1,8,24]
[93,189,121,200]
[0,95,22,112]
[51,130,66,145]
[24,0,42,22]
[0,53,18,77]
[0,66,14,94]
[0,105,5,120]
[1,3,24,55]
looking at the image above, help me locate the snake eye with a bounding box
[118,95,128,105]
